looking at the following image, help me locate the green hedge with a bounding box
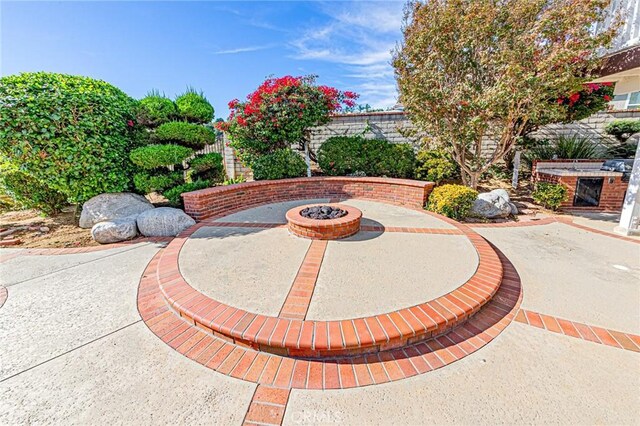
[252,149,307,180]
[415,148,459,184]
[0,72,140,203]
[318,136,415,178]
[138,94,177,127]
[532,182,567,210]
[130,144,194,169]
[427,184,478,220]
[175,89,214,123]
[154,121,215,149]
[133,171,183,194]
[162,179,211,206]
[3,171,67,215]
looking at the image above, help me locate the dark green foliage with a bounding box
[523,135,603,169]
[318,136,415,178]
[154,121,215,149]
[133,171,183,194]
[189,152,224,181]
[0,72,140,203]
[130,144,194,169]
[138,94,177,127]
[175,89,214,124]
[414,149,459,183]
[3,171,67,215]
[532,182,568,210]
[252,149,307,180]
[162,179,211,206]
[426,184,478,220]
[605,119,640,142]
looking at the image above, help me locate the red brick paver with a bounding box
[515,309,640,352]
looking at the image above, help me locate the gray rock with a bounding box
[508,202,519,215]
[80,193,154,228]
[490,189,510,203]
[471,192,513,218]
[136,207,196,237]
[91,217,138,244]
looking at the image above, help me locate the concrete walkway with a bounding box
[0,200,638,425]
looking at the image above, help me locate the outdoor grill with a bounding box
[601,159,634,182]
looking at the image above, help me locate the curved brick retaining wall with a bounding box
[182,177,434,222]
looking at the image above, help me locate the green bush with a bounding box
[138,94,176,126]
[414,149,459,183]
[189,152,224,180]
[318,136,415,178]
[0,72,140,203]
[532,182,568,210]
[223,175,246,185]
[162,179,210,206]
[130,144,194,169]
[3,171,67,215]
[154,121,215,149]
[252,149,307,180]
[133,171,183,194]
[605,119,640,142]
[427,184,478,220]
[175,89,214,124]
[523,135,603,169]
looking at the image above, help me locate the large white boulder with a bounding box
[136,207,196,237]
[471,189,513,218]
[91,217,138,244]
[80,193,154,228]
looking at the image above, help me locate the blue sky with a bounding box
[1,1,405,118]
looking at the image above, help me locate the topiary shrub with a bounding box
[130,144,194,170]
[252,149,307,180]
[133,171,183,194]
[162,179,211,207]
[154,121,215,149]
[2,171,67,215]
[427,184,478,220]
[0,72,140,203]
[175,89,214,123]
[605,119,640,143]
[137,93,177,127]
[415,148,459,183]
[189,152,224,180]
[318,136,415,178]
[532,182,568,210]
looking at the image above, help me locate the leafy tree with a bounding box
[393,0,617,188]
[217,75,357,176]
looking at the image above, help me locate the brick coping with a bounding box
[286,204,362,240]
[156,208,504,358]
[138,244,522,390]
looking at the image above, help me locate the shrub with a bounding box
[223,175,246,185]
[133,171,183,194]
[523,135,602,169]
[427,184,478,220]
[532,182,568,210]
[154,121,215,149]
[605,119,640,143]
[162,179,210,207]
[189,152,224,180]
[415,149,458,183]
[252,149,307,180]
[138,93,176,126]
[318,136,415,178]
[0,72,140,203]
[130,144,194,169]
[175,89,214,124]
[3,171,67,215]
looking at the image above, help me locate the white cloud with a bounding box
[289,1,405,109]
[213,44,276,55]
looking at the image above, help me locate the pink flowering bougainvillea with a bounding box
[216,75,357,166]
[556,82,614,122]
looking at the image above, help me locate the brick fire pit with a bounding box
[286,204,362,240]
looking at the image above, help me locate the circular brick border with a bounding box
[138,241,522,390]
[286,204,362,240]
[156,207,503,358]
[0,286,7,309]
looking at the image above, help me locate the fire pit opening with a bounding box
[300,205,347,220]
